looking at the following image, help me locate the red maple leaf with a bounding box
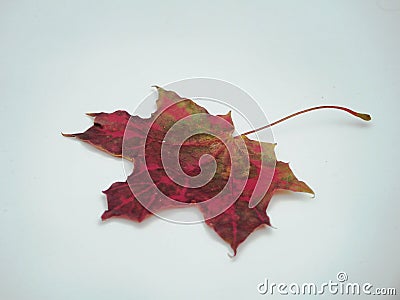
[63,87,370,255]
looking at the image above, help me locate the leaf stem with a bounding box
[241,105,371,136]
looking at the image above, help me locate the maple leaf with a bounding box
[63,87,370,255]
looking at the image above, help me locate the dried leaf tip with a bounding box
[61,132,75,137]
[227,250,237,258]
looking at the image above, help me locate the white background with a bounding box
[1,0,399,299]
